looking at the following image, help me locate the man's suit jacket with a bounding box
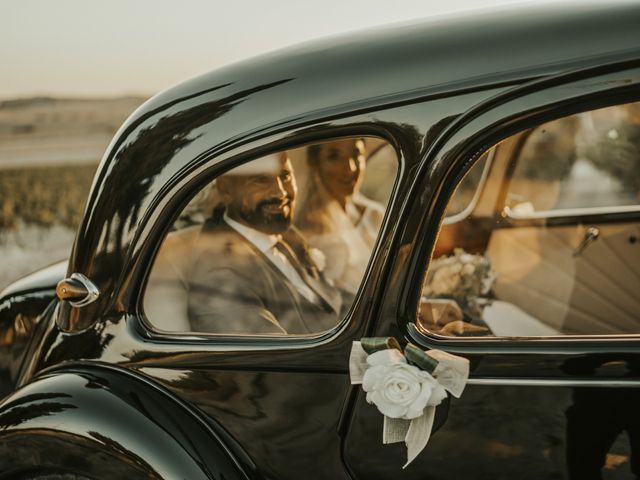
[185,217,340,335]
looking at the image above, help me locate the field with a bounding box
[0,96,146,289]
[0,164,97,230]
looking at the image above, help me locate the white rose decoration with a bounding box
[309,247,326,272]
[362,349,447,420]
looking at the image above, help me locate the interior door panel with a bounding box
[487,222,640,335]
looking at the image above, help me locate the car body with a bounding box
[1,3,640,479]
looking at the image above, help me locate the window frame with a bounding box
[442,149,495,225]
[406,62,640,352]
[135,132,403,345]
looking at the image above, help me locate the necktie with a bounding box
[274,240,341,315]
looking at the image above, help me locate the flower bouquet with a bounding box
[423,248,496,319]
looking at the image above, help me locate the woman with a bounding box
[295,138,385,294]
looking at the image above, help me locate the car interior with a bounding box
[422,100,640,338]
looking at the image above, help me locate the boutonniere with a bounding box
[349,337,469,467]
[308,247,326,272]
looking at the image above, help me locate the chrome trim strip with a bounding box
[69,273,100,307]
[468,378,640,387]
[443,149,495,225]
[503,203,640,220]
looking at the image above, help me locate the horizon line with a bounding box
[0,92,153,103]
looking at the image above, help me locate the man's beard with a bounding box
[238,199,292,234]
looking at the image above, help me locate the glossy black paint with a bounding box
[0,289,53,398]
[0,261,68,397]
[0,366,248,479]
[0,2,638,479]
[0,261,67,300]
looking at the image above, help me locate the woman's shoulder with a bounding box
[353,194,385,223]
[353,193,385,212]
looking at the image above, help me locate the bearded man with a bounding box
[185,152,342,335]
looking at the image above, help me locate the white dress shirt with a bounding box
[223,214,321,305]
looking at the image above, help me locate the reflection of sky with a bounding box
[1,0,529,99]
[508,103,640,214]
[556,159,636,209]
[524,158,638,215]
[556,158,626,208]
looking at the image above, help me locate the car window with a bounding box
[444,152,491,220]
[505,103,640,217]
[419,100,640,338]
[144,137,398,335]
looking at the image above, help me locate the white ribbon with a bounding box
[349,341,470,467]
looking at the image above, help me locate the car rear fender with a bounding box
[0,260,68,397]
[0,364,253,479]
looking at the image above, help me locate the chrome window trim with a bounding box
[468,377,640,387]
[443,148,495,224]
[503,203,640,220]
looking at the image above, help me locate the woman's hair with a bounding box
[306,143,322,166]
[294,158,337,235]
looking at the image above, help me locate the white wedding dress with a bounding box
[307,193,385,294]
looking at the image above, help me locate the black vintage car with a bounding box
[1,3,640,479]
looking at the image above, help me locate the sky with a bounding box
[2,0,540,100]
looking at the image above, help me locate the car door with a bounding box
[343,64,640,479]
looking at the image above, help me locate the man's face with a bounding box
[221,155,297,235]
[315,139,366,202]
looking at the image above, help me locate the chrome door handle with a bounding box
[573,226,600,257]
[56,273,100,307]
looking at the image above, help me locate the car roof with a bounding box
[137,1,640,121]
[71,2,640,302]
